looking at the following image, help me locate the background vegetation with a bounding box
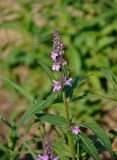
[0,0,117,159]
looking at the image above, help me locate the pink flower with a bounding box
[64,77,72,86]
[52,63,60,71]
[71,126,81,135]
[51,51,58,61]
[53,80,61,91]
[37,154,49,160]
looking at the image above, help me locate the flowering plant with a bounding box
[0,31,115,160]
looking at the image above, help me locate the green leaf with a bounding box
[35,113,68,128]
[79,133,100,160]
[0,76,33,103]
[81,122,114,159]
[37,60,54,81]
[19,92,57,125]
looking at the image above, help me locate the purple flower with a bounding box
[51,30,73,92]
[37,154,49,160]
[52,63,60,71]
[64,77,72,86]
[71,126,81,135]
[53,80,61,91]
[51,51,58,61]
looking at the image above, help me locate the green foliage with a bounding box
[0,1,117,159]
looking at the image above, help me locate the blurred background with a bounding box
[0,0,117,153]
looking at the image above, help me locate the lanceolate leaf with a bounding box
[0,76,33,103]
[79,133,100,160]
[36,113,68,128]
[37,60,54,81]
[19,92,57,126]
[81,122,114,159]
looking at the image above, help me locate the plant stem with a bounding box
[77,142,79,160]
[62,91,75,160]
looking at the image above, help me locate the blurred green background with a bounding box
[0,0,117,149]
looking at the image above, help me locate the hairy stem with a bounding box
[62,91,75,160]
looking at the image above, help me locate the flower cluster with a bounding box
[71,126,81,135]
[51,30,66,71]
[51,30,72,91]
